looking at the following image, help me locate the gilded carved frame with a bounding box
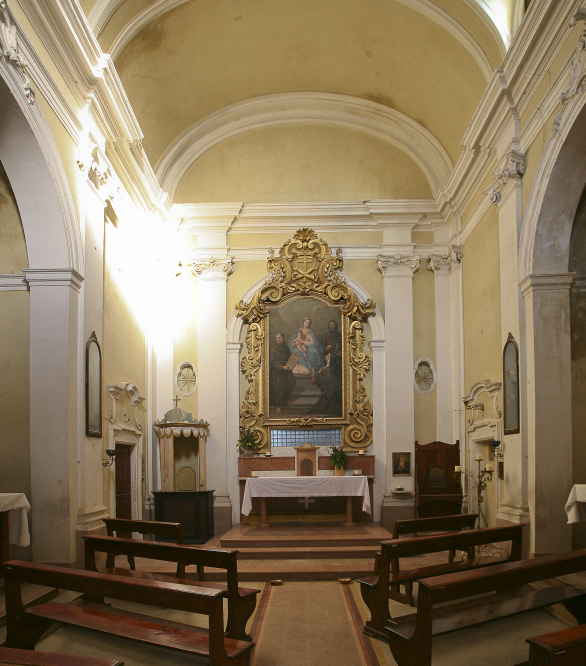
[236,229,375,450]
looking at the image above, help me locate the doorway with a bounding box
[115,444,132,537]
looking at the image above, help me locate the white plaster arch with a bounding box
[520,95,586,279]
[0,60,83,273]
[157,93,454,202]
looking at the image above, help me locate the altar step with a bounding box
[220,545,379,560]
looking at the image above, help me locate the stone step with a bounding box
[230,545,379,560]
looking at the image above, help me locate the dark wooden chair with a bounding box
[386,550,586,666]
[357,523,523,639]
[414,440,463,518]
[3,560,254,666]
[85,534,259,642]
[381,513,478,605]
[517,623,586,666]
[0,647,123,666]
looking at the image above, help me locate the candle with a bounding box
[475,453,484,461]
[486,463,494,472]
[251,471,257,477]
[354,470,361,475]
[358,449,365,455]
[455,465,461,472]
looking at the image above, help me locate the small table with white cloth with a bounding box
[241,476,371,527]
[565,485,586,524]
[0,493,31,563]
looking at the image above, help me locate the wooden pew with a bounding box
[518,623,586,666]
[3,560,254,666]
[383,513,478,604]
[102,518,187,575]
[84,534,259,642]
[387,550,586,666]
[0,647,123,666]
[357,524,523,639]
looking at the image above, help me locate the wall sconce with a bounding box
[103,448,116,467]
[488,439,504,459]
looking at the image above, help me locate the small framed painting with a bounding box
[86,331,102,438]
[503,334,520,435]
[393,452,411,476]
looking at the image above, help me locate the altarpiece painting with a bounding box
[237,228,376,450]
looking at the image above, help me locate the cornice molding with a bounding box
[22,268,83,291]
[520,273,575,296]
[156,93,453,201]
[0,273,28,291]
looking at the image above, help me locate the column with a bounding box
[449,246,465,450]
[521,274,574,555]
[377,250,419,529]
[226,341,243,525]
[22,268,83,563]
[193,257,234,533]
[428,253,454,442]
[369,338,386,523]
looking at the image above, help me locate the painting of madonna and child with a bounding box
[267,298,344,419]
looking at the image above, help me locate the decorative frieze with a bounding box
[553,8,586,133]
[377,253,420,277]
[0,1,35,103]
[484,149,525,205]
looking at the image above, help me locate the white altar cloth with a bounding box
[0,493,31,546]
[241,476,371,516]
[565,485,586,524]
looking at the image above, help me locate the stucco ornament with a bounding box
[554,8,586,133]
[77,141,112,189]
[484,149,525,205]
[236,228,376,450]
[189,256,234,279]
[0,1,34,104]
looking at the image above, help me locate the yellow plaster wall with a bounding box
[413,265,437,444]
[102,220,147,513]
[227,261,269,323]
[115,0,486,166]
[343,259,385,321]
[0,163,31,556]
[175,125,432,203]
[99,0,157,49]
[462,205,502,404]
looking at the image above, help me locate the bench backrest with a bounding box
[3,560,222,615]
[103,518,185,542]
[421,549,586,604]
[381,524,523,561]
[392,514,478,539]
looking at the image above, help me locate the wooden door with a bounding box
[115,444,132,537]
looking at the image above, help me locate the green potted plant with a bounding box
[237,425,262,456]
[327,444,349,476]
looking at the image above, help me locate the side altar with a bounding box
[153,408,214,543]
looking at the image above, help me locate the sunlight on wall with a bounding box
[475,0,513,47]
[104,213,189,347]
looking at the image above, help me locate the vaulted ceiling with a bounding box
[83,0,511,203]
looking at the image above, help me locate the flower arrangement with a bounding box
[237,425,262,452]
[327,444,349,470]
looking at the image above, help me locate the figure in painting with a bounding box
[312,350,343,416]
[288,318,324,383]
[269,333,296,413]
[321,320,342,356]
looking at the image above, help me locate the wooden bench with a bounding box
[380,513,478,605]
[516,623,586,666]
[102,518,186,575]
[0,647,123,666]
[357,523,523,639]
[84,534,259,642]
[3,560,254,666]
[386,550,586,666]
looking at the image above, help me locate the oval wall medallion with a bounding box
[414,358,437,394]
[175,361,198,396]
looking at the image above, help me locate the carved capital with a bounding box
[190,256,234,279]
[427,254,450,274]
[0,1,35,104]
[377,253,420,277]
[449,244,463,265]
[77,142,113,191]
[484,149,525,205]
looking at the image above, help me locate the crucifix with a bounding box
[173,394,181,408]
[297,497,315,511]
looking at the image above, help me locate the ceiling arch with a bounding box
[156,92,453,201]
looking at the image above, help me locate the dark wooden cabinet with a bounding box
[153,490,214,544]
[414,441,463,518]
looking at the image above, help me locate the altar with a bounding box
[242,476,370,528]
